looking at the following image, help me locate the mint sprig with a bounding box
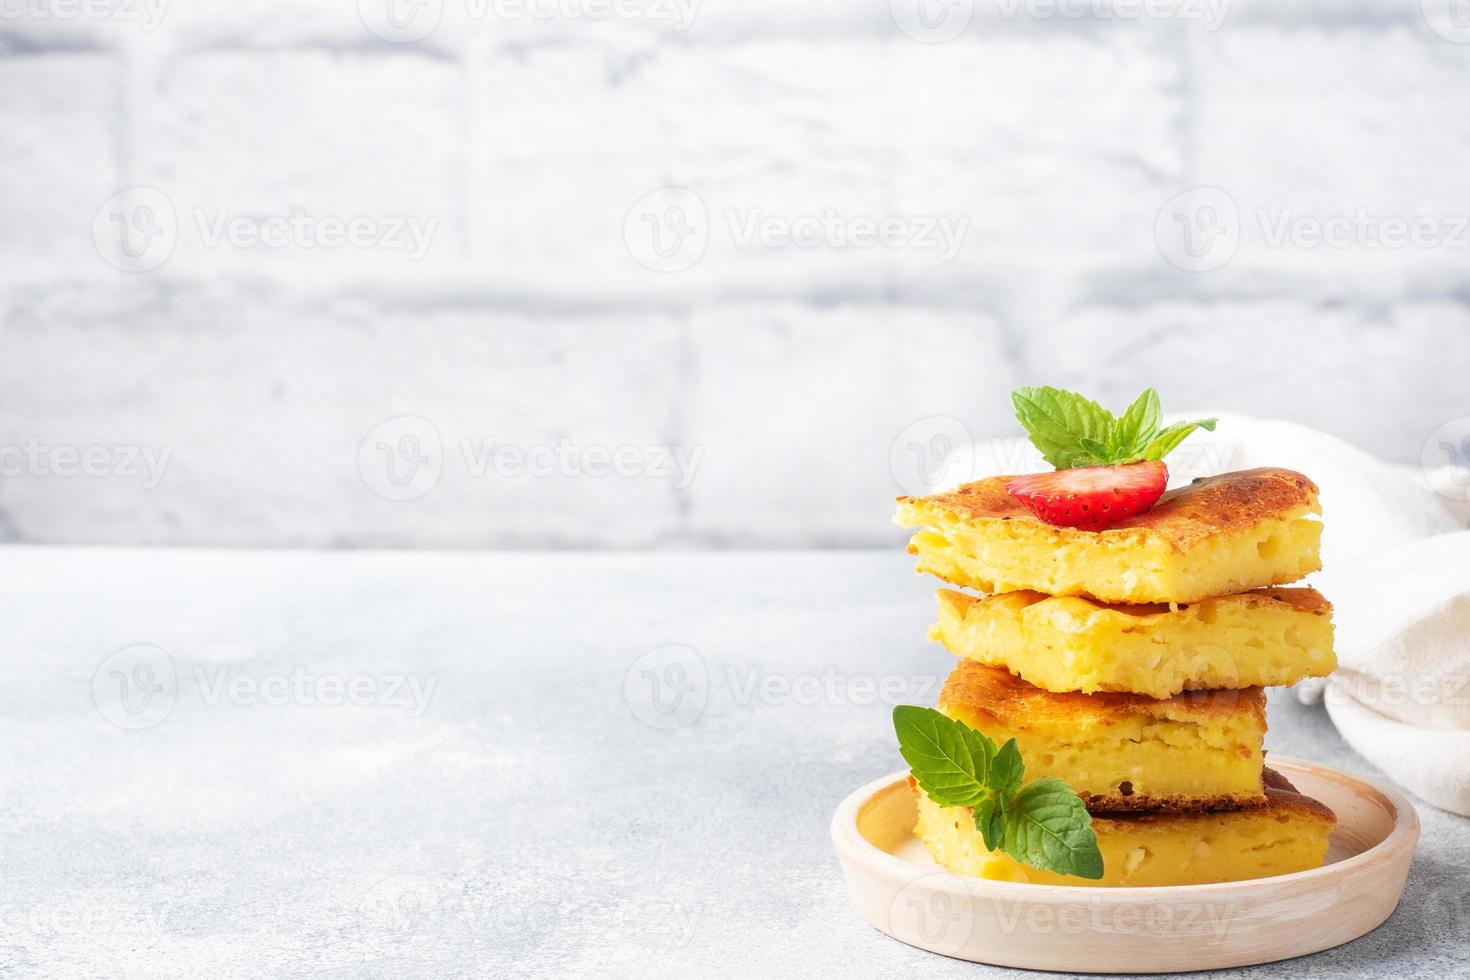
[1002,778,1103,879]
[894,705,1103,879]
[1011,386,1216,470]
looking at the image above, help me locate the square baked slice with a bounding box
[913,768,1334,887]
[940,661,1266,811]
[932,586,1335,699]
[895,467,1322,604]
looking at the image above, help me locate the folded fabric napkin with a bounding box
[942,414,1470,815]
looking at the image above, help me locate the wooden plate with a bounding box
[832,757,1418,973]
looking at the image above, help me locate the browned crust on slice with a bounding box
[1253,587,1333,616]
[939,660,1267,728]
[1082,790,1267,814]
[898,466,1320,551]
[1263,766,1298,793]
[939,585,1332,621]
[1260,767,1338,823]
[910,769,1335,826]
[1092,768,1336,827]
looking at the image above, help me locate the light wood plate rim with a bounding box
[834,755,1418,899]
[832,756,1420,971]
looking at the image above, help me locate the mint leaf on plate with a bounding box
[974,797,1004,851]
[991,737,1024,797]
[1002,777,1104,880]
[892,705,997,808]
[893,706,1104,880]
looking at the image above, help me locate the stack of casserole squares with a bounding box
[894,467,1339,886]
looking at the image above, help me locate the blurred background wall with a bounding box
[2,0,1469,548]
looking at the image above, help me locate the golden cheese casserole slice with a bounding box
[932,586,1336,699]
[895,467,1322,604]
[913,768,1335,887]
[940,661,1266,812]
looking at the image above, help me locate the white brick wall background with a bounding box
[2,0,1469,547]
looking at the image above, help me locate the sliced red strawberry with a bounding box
[1005,461,1167,530]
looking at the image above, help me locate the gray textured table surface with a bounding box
[3,548,1466,978]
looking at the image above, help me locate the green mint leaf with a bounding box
[987,797,1009,851]
[898,709,1105,880]
[1111,387,1162,459]
[892,706,998,808]
[1001,778,1104,880]
[973,797,1003,850]
[1010,386,1114,470]
[1078,436,1115,463]
[1010,386,1217,468]
[992,738,1024,797]
[1140,417,1218,461]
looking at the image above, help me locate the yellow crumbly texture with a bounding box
[902,511,1321,605]
[932,587,1336,698]
[946,693,1270,816]
[893,468,1325,604]
[914,786,1333,887]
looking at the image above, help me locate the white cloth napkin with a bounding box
[943,414,1470,814]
